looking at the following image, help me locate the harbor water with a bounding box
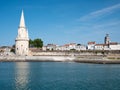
[0,62,120,90]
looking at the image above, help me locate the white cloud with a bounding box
[79,3,120,21]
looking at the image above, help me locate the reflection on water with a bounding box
[1,62,120,90]
[14,62,30,90]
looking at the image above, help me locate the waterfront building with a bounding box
[87,41,96,50]
[46,44,57,51]
[94,44,109,50]
[103,44,110,50]
[69,43,77,50]
[109,42,120,50]
[75,44,86,51]
[43,43,86,51]
[94,43,120,50]
[55,46,62,51]
[42,34,120,51]
[42,46,47,51]
[0,46,14,56]
[0,47,6,52]
[15,10,29,56]
[60,44,70,51]
[59,43,76,51]
[94,44,104,50]
[87,34,120,50]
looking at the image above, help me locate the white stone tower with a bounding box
[15,10,29,56]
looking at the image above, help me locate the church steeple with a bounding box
[19,10,26,28]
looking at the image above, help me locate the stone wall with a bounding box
[30,50,120,56]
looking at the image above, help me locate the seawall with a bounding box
[0,56,75,62]
[0,55,120,64]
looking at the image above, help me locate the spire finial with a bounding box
[19,10,26,27]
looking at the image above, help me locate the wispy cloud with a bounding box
[65,19,120,35]
[92,20,120,29]
[79,3,120,21]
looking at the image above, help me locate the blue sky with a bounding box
[0,0,120,46]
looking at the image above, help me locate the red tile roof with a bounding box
[88,41,96,45]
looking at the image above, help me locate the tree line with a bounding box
[29,38,43,48]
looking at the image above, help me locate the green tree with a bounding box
[29,38,43,48]
[29,39,34,47]
[34,38,43,48]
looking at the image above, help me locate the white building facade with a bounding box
[87,42,96,50]
[87,34,120,50]
[94,44,109,50]
[109,43,120,50]
[42,43,86,51]
[15,10,29,56]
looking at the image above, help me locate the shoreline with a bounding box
[74,59,120,64]
[0,55,120,64]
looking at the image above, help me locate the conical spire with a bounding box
[19,10,26,27]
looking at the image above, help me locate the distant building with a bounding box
[76,44,86,51]
[104,34,110,44]
[60,44,70,51]
[43,44,57,51]
[69,43,76,50]
[59,43,76,51]
[15,10,29,56]
[0,47,5,52]
[42,46,47,51]
[87,34,120,50]
[42,43,86,51]
[87,41,96,50]
[0,46,13,56]
[109,42,120,50]
[42,34,120,51]
[94,44,109,50]
[95,44,104,50]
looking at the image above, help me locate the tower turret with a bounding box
[19,10,25,28]
[15,10,29,56]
